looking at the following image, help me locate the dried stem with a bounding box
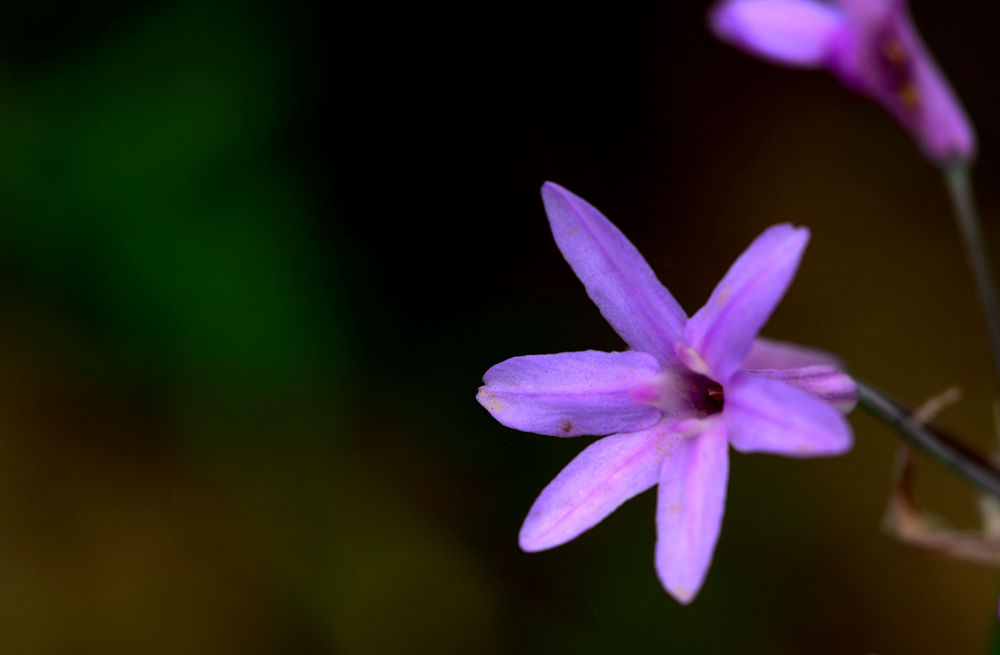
[855,377,1000,498]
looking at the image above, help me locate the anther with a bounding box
[882,39,908,68]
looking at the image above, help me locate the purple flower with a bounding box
[710,0,975,163]
[477,183,856,603]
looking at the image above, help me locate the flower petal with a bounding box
[655,420,729,604]
[478,350,664,437]
[724,371,853,456]
[837,0,901,26]
[541,183,687,366]
[825,1,975,162]
[742,337,858,412]
[906,32,977,162]
[743,365,858,413]
[710,0,846,68]
[519,424,678,551]
[680,224,809,383]
[742,336,843,369]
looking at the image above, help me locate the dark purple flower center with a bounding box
[633,370,725,419]
[682,374,725,418]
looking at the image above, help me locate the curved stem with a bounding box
[943,164,1000,389]
[856,377,1000,498]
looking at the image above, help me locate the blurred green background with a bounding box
[0,0,998,652]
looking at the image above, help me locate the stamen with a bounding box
[679,346,711,376]
[897,81,920,111]
[874,32,920,115]
[882,38,908,68]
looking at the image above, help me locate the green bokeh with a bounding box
[0,0,343,390]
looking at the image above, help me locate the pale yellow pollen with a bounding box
[681,347,711,376]
[897,81,920,112]
[716,284,732,307]
[477,389,508,413]
[672,584,695,604]
[882,38,908,67]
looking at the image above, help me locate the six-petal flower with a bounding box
[477,183,857,603]
[709,0,975,163]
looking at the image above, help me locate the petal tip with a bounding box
[792,421,854,457]
[540,182,583,225]
[517,536,543,553]
[668,584,698,606]
[814,412,854,456]
[540,181,572,203]
[836,397,859,414]
[770,222,811,257]
[656,561,703,604]
[518,519,554,553]
[476,386,509,416]
[708,0,740,38]
[830,429,854,455]
[762,221,810,242]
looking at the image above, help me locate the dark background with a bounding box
[0,0,999,652]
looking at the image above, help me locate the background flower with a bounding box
[710,0,976,162]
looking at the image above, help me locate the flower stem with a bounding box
[855,377,1000,498]
[943,164,1000,389]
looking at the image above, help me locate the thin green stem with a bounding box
[856,377,1000,498]
[944,164,1000,389]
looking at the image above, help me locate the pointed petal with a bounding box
[742,337,857,412]
[907,35,977,162]
[478,351,663,437]
[742,336,843,369]
[743,365,858,413]
[724,371,853,456]
[541,183,687,366]
[655,420,729,604]
[519,424,678,551]
[681,224,809,383]
[710,0,846,68]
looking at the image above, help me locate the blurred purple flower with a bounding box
[477,183,856,603]
[710,0,975,163]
